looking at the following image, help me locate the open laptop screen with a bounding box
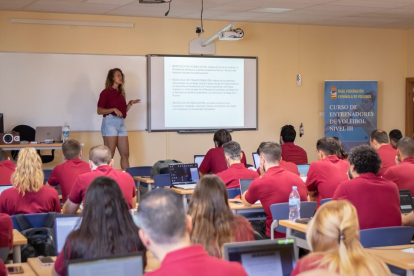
[399,189,414,214]
[224,239,297,276]
[240,179,254,195]
[252,153,260,169]
[54,216,82,254]
[297,165,310,176]
[194,155,205,168]
[35,126,62,142]
[169,163,200,185]
[0,185,12,195]
[68,253,144,276]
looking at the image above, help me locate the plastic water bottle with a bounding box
[289,186,301,221]
[63,123,70,142]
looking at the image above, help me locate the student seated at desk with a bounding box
[62,145,136,214]
[370,130,397,176]
[280,125,308,165]
[389,129,403,149]
[333,145,401,230]
[47,139,90,204]
[256,142,300,176]
[291,200,390,276]
[199,129,247,176]
[217,141,259,189]
[241,142,307,239]
[0,213,13,252]
[53,176,146,276]
[0,148,16,185]
[332,137,348,160]
[189,175,255,258]
[306,137,349,208]
[0,148,61,215]
[137,189,247,276]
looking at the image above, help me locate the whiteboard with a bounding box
[0,52,147,131]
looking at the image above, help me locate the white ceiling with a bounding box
[2,0,414,29]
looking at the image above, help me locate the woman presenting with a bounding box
[97,68,140,170]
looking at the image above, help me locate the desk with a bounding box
[6,263,37,276]
[12,229,28,263]
[1,143,63,151]
[133,176,155,201]
[367,245,414,276]
[279,220,309,250]
[165,187,194,210]
[229,200,266,221]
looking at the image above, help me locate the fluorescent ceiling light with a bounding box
[249,8,293,13]
[10,19,134,28]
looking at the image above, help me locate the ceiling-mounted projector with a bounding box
[139,0,167,3]
[219,29,244,41]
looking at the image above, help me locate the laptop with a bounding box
[297,164,310,176]
[67,253,144,276]
[194,155,205,168]
[223,239,297,276]
[399,189,414,215]
[252,153,260,169]
[54,215,82,254]
[35,126,62,142]
[240,179,260,204]
[0,185,12,195]
[169,163,200,190]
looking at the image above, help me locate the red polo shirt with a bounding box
[281,143,308,165]
[291,253,325,276]
[377,144,397,176]
[0,186,61,215]
[333,173,401,230]
[0,260,5,276]
[306,156,349,207]
[68,165,136,209]
[383,157,414,196]
[280,160,300,175]
[145,245,247,276]
[0,160,16,185]
[244,166,308,237]
[0,213,13,250]
[97,88,127,118]
[217,163,259,189]
[199,147,247,175]
[48,159,90,203]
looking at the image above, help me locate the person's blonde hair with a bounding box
[11,147,44,196]
[307,200,390,276]
[105,68,125,97]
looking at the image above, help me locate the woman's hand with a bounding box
[128,99,141,105]
[113,108,123,117]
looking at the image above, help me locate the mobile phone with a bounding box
[7,266,24,274]
[38,256,55,266]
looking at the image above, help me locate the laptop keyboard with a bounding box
[174,184,197,190]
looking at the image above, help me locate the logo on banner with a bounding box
[331,86,337,99]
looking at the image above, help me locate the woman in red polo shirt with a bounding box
[97,68,140,170]
[291,200,390,276]
[0,148,61,215]
[188,175,254,258]
[53,176,146,276]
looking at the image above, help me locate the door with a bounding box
[406,78,414,138]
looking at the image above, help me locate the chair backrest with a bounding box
[270,202,317,233]
[11,213,49,231]
[126,166,152,177]
[0,247,10,262]
[360,226,414,248]
[153,174,171,189]
[320,198,332,205]
[227,188,240,199]
[43,169,53,183]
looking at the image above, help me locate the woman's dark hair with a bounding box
[64,176,145,262]
[332,137,348,159]
[213,129,232,147]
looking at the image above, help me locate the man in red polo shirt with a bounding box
[137,189,247,276]
[47,140,90,203]
[217,141,258,189]
[306,137,349,207]
[0,149,16,185]
[383,137,414,196]
[199,129,247,176]
[256,142,300,176]
[370,129,397,176]
[62,145,136,214]
[242,142,307,239]
[280,125,308,165]
[389,129,403,149]
[333,145,401,230]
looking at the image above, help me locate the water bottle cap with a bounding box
[292,186,297,190]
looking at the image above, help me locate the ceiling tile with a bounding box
[85,0,136,5]
[0,0,36,10]
[326,0,414,8]
[24,0,118,14]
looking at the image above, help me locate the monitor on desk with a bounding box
[68,253,144,276]
[297,165,310,176]
[54,215,82,254]
[252,153,260,169]
[399,189,414,214]
[169,163,200,187]
[194,155,205,168]
[224,239,297,276]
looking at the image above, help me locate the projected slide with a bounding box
[164,57,244,128]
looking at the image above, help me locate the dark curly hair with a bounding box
[280,125,296,143]
[348,145,381,175]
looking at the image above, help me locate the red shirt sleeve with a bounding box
[97,90,108,108]
[332,183,348,200]
[199,149,213,174]
[382,168,397,184]
[68,177,83,205]
[0,260,6,276]
[54,241,71,276]
[244,180,260,204]
[305,164,318,192]
[53,190,62,213]
[48,166,60,186]
[0,213,13,250]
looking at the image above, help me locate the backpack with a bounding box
[14,213,56,262]
[150,159,182,177]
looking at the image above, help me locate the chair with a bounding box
[270,201,317,239]
[11,213,49,231]
[0,247,10,262]
[320,198,332,205]
[43,169,52,184]
[11,125,55,163]
[126,166,152,187]
[153,174,171,189]
[227,188,240,199]
[359,226,414,248]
